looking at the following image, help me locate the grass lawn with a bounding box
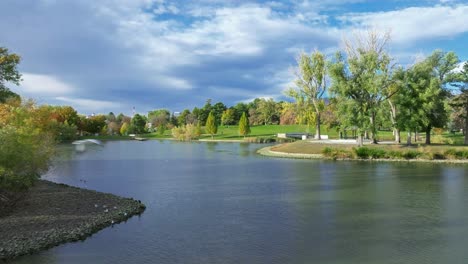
[81,124,467,146]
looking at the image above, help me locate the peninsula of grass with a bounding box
[0,180,146,261]
[261,140,468,163]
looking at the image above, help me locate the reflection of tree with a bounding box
[206,142,218,152]
[239,143,250,157]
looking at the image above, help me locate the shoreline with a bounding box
[257,145,468,164]
[0,180,146,261]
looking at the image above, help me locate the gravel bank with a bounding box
[0,180,146,261]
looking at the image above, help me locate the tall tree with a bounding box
[256,98,279,125]
[289,50,327,139]
[450,61,468,144]
[397,54,453,145]
[221,108,236,126]
[205,111,218,139]
[329,31,395,146]
[238,112,251,137]
[212,102,227,125]
[131,113,147,134]
[0,47,21,103]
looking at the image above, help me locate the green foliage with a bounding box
[195,122,202,138]
[289,50,327,137]
[221,108,236,126]
[444,149,468,159]
[238,112,250,137]
[171,124,200,141]
[0,47,22,103]
[0,103,55,190]
[322,147,354,160]
[205,111,218,138]
[148,109,170,127]
[402,150,422,159]
[353,147,386,159]
[131,114,147,134]
[157,123,166,136]
[120,122,129,135]
[328,31,394,145]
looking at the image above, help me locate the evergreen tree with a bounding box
[239,112,251,137]
[205,111,217,139]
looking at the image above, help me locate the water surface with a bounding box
[11,141,468,264]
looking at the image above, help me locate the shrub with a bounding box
[0,126,54,190]
[444,149,468,159]
[402,150,421,159]
[322,147,353,160]
[354,147,387,159]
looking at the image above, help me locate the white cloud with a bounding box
[54,96,121,113]
[19,73,74,96]
[339,5,468,44]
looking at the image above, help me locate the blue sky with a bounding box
[1,0,467,115]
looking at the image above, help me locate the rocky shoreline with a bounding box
[0,180,146,261]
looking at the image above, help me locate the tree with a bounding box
[422,50,459,144]
[0,47,21,103]
[256,98,279,125]
[239,112,251,137]
[131,113,147,134]
[449,61,468,144]
[279,102,297,125]
[233,102,249,123]
[120,122,129,135]
[199,99,212,125]
[205,111,218,139]
[148,109,170,127]
[177,109,191,126]
[289,50,327,139]
[221,108,236,126]
[396,53,453,145]
[329,30,395,146]
[0,100,54,190]
[212,102,227,125]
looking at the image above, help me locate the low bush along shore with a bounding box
[0,180,146,261]
[266,141,468,162]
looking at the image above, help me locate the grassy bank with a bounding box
[0,180,146,261]
[268,141,468,162]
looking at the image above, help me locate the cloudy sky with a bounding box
[1,0,467,115]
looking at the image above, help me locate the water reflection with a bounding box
[11,141,468,264]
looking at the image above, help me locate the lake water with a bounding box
[11,140,468,264]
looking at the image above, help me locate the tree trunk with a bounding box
[370,113,378,144]
[388,100,399,143]
[394,128,401,143]
[314,113,321,140]
[357,133,364,147]
[425,125,431,145]
[406,131,412,145]
[364,130,368,140]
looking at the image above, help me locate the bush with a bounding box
[402,150,421,159]
[322,147,353,160]
[444,149,468,159]
[354,147,387,159]
[171,124,200,141]
[0,126,54,190]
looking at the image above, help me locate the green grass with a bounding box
[272,140,468,160]
[202,124,313,140]
[80,124,467,146]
